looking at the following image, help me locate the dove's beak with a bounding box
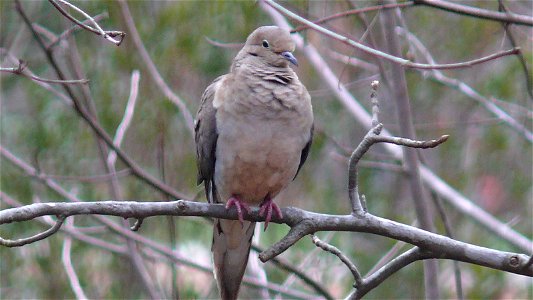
[280,51,298,66]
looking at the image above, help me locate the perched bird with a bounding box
[195,26,313,300]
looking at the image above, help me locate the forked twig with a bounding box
[48,0,125,45]
[0,60,89,84]
[348,81,448,214]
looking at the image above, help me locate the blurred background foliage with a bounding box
[1,0,532,299]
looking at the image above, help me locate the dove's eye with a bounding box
[262,40,269,48]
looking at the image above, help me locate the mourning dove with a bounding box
[195,26,313,300]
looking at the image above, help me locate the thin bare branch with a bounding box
[397,27,533,142]
[107,70,141,167]
[250,243,334,300]
[352,247,431,299]
[263,0,520,70]
[1,191,127,253]
[48,0,125,45]
[498,0,533,99]
[62,218,89,300]
[0,215,65,247]
[95,67,160,299]
[346,89,448,216]
[367,238,407,275]
[15,0,189,200]
[415,0,533,26]
[0,60,89,84]
[204,36,243,49]
[0,50,73,106]
[347,130,448,214]
[291,1,415,33]
[117,0,194,135]
[47,12,109,49]
[328,50,378,72]
[347,123,382,214]
[370,81,380,127]
[311,235,363,287]
[379,132,450,148]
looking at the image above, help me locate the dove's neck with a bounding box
[231,52,294,80]
[232,61,295,86]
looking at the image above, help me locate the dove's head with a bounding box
[243,26,297,68]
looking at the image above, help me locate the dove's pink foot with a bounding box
[259,196,283,230]
[226,196,251,225]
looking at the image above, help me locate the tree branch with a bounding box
[15,0,190,201]
[0,60,89,84]
[498,0,533,99]
[347,81,449,216]
[311,235,363,287]
[396,26,533,142]
[252,243,334,300]
[0,200,533,276]
[291,1,415,33]
[348,247,431,299]
[263,0,520,70]
[61,218,89,300]
[117,0,195,135]
[414,0,533,26]
[48,0,125,45]
[1,200,531,277]
[0,215,65,247]
[107,70,140,167]
[0,193,316,300]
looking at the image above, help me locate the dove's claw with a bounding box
[259,197,282,230]
[226,196,250,225]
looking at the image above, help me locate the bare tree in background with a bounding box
[1,1,532,299]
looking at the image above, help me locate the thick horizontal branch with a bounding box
[1,200,531,277]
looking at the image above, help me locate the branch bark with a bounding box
[1,200,531,277]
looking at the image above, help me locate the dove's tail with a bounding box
[212,218,256,300]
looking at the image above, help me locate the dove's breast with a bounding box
[213,77,311,204]
[214,109,308,205]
